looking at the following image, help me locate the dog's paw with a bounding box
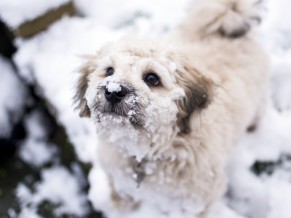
[111,191,140,212]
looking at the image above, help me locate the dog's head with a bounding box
[74,40,214,159]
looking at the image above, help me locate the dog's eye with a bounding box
[143,73,160,87]
[105,67,115,76]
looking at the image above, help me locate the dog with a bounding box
[74,0,269,217]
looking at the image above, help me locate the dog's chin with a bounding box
[90,96,145,128]
[93,109,151,157]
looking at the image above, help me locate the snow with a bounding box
[74,0,191,31]
[208,202,246,218]
[0,55,27,137]
[267,179,291,218]
[260,0,291,52]
[270,53,291,111]
[88,164,112,213]
[16,184,40,218]
[16,166,89,216]
[0,0,291,217]
[0,0,70,28]
[19,110,57,167]
[106,81,121,93]
[226,108,291,218]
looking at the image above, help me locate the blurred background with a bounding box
[0,0,291,217]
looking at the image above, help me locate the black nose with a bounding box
[104,85,129,104]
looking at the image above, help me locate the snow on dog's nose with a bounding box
[104,82,129,104]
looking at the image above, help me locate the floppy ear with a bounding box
[74,56,97,117]
[175,63,214,135]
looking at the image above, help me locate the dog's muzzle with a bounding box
[104,85,129,104]
[94,83,144,127]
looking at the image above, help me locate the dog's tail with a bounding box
[180,0,264,39]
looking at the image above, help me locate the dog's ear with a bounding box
[74,56,97,117]
[175,64,214,135]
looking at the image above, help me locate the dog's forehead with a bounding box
[100,48,177,73]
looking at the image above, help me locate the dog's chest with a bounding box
[97,138,206,216]
[107,157,206,217]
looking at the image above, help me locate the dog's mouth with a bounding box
[105,105,144,127]
[103,102,128,116]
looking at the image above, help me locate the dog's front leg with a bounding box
[109,177,140,212]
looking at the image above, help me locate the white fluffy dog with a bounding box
[74,0,269,217]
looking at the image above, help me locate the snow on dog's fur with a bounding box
[74,0,269,217]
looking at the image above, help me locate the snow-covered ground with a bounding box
[1,0,291,217]
[0,56,27,138]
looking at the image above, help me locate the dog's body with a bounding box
[75,0,269,217]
